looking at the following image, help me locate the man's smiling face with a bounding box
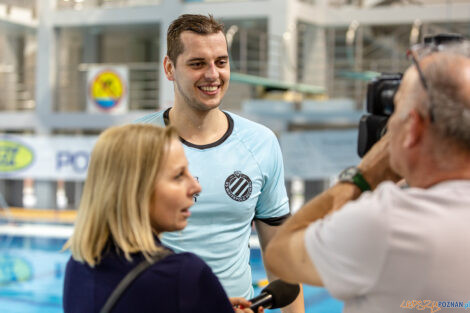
[168,31,230,111]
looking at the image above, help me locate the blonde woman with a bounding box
[63,124,260,313]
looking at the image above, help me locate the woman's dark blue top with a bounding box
[63,241,234,313]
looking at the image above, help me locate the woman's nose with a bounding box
[189,176,202,196]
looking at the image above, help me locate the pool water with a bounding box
[0,236,68,313]
[250,248,343,312]
[0,235,343,313]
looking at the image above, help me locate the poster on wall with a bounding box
[87,66,129,114]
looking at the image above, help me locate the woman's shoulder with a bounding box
[148,251,218,286]
[158,251,208,271]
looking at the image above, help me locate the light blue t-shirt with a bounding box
[136,109,290,298]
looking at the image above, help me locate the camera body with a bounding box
[357,73,401,157]
[357,33,464,157]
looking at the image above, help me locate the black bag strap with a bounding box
[100,248,173,313]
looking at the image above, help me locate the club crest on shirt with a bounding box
[224,171,252,202]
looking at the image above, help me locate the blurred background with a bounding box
[1,0,469,312]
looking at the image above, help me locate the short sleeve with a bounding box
[304,188,391,300]
[178,253,234,313]
[254,132,290,220]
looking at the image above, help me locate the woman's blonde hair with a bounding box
[63,124,177,266]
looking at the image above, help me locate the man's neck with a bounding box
[407,146,470,188]
[168,105,229,146]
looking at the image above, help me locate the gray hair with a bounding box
[422,42,470,150]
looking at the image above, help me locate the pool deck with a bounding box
[0,208,75,239]
[0,207,76,224]
[0,207,261,247]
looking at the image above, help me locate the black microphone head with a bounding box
[262,279,300,309]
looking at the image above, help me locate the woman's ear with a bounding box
[163,56,175,81]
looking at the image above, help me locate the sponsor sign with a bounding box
[2,130,360,181]
[87,66,128,114]
[0,139,34,172]
[0,135,98,180]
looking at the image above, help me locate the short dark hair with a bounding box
[166,14,225,66]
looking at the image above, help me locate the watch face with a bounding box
[339,166,357,181]
[338,166,371,191]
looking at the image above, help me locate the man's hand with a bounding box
[264,132,403,288]
[358,132,402,189]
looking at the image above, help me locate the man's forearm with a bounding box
[280,284,304,313]
[262,266,305,313]
[254,257,304,313]
[275,183,361,234]
[256,221,305,313]
[265,134,401,285]
[264,183,361,285]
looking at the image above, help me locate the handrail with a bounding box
[77,62,159,71]
[231,72,325,94]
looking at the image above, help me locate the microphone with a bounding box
[249,279,300,311]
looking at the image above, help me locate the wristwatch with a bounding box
[338,166,371,192]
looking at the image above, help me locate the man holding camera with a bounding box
[265,40,470,312]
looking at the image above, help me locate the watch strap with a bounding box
[352,171,371,192]
[339,166,371,192]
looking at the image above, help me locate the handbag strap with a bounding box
[100,248,173,313]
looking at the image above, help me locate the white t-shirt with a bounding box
[305,180,470,313]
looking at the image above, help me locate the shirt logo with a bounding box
[224,171,252,202]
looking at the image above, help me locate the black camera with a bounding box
[357,33,464,157]
[357,73,401,157]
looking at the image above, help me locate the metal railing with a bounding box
[0,65,35,111]
[0,0,35,9]
[229,28,269,77]
[328,0,470,7]
[56,0,162,10]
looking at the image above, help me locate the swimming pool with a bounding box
[0,234,68,313]
[0,224,343,313]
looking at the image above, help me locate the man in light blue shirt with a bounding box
[136,14,304,312]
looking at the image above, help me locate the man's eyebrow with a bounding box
[186,55,228,63]
[187,57,205,63]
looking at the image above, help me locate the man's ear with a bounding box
[403,109,425,148]
[163,55,175,81]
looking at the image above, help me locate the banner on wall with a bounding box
[87,66,129,114]
[0,135,98,181]
[1,130,361,181]
[280,129,361,180]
